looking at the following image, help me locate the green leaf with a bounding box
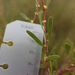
[38,11,44,30]
[49,47,56,55]
[53,60,58,70]
[35,0,38,5]
[46,33,48,39]
[65,43,71,54]
[53,71,57,75]
[67,38,72,45]
[67,72,73,75]
[20,13,30,21]
[41,48,46,59]
[48,16,53,40]
[26,30,44,46]
[46,0,51,6]
[50,61,52,73]
[48,55,60,60]
[40,64,45,68]
[70,43,74,62]
[43,34,46,44]
[48,68,51,75]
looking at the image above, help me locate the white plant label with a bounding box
[0,20,43,75]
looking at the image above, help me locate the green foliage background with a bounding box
[0,0,75,74]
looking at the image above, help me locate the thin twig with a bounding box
[41,0,48,73]
[58,55,70,71]
[41,0,48,56]
[58,67,75,75]
[33,0,40,22]
[58,57,75,75]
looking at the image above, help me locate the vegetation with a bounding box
[0,0,75,75]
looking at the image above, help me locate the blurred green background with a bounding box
[0,0,75,74]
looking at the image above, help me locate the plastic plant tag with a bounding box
[0,20,43,75]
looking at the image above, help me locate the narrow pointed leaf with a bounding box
[67,38,72,45]
[49,47,56,55]
[38,11,44,30]
[26,30,44,46]
[48,17,53,40]
[20,13,30,21]
[53,71,57,75]
[67,72,73,75]
[48,55,59,60]
[53,60,58,70]
[48,68,51,75]
[65,43,71,54]
[50,61,52,73]
[40,64,45,68]
[41,48,46,59]
[35,0,38,5]
[43,34,46,44]
[46,33,48,39]
[46,0,51,6]
[70,43,74,62]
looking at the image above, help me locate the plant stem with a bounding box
[58,55,75,75]
[41,0,48,73]
[58,67,75,75]
[33,0,40,22]
[58,55,70,71]
[41,0,48,56]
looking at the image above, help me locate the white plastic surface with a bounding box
[0,20,43,75]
